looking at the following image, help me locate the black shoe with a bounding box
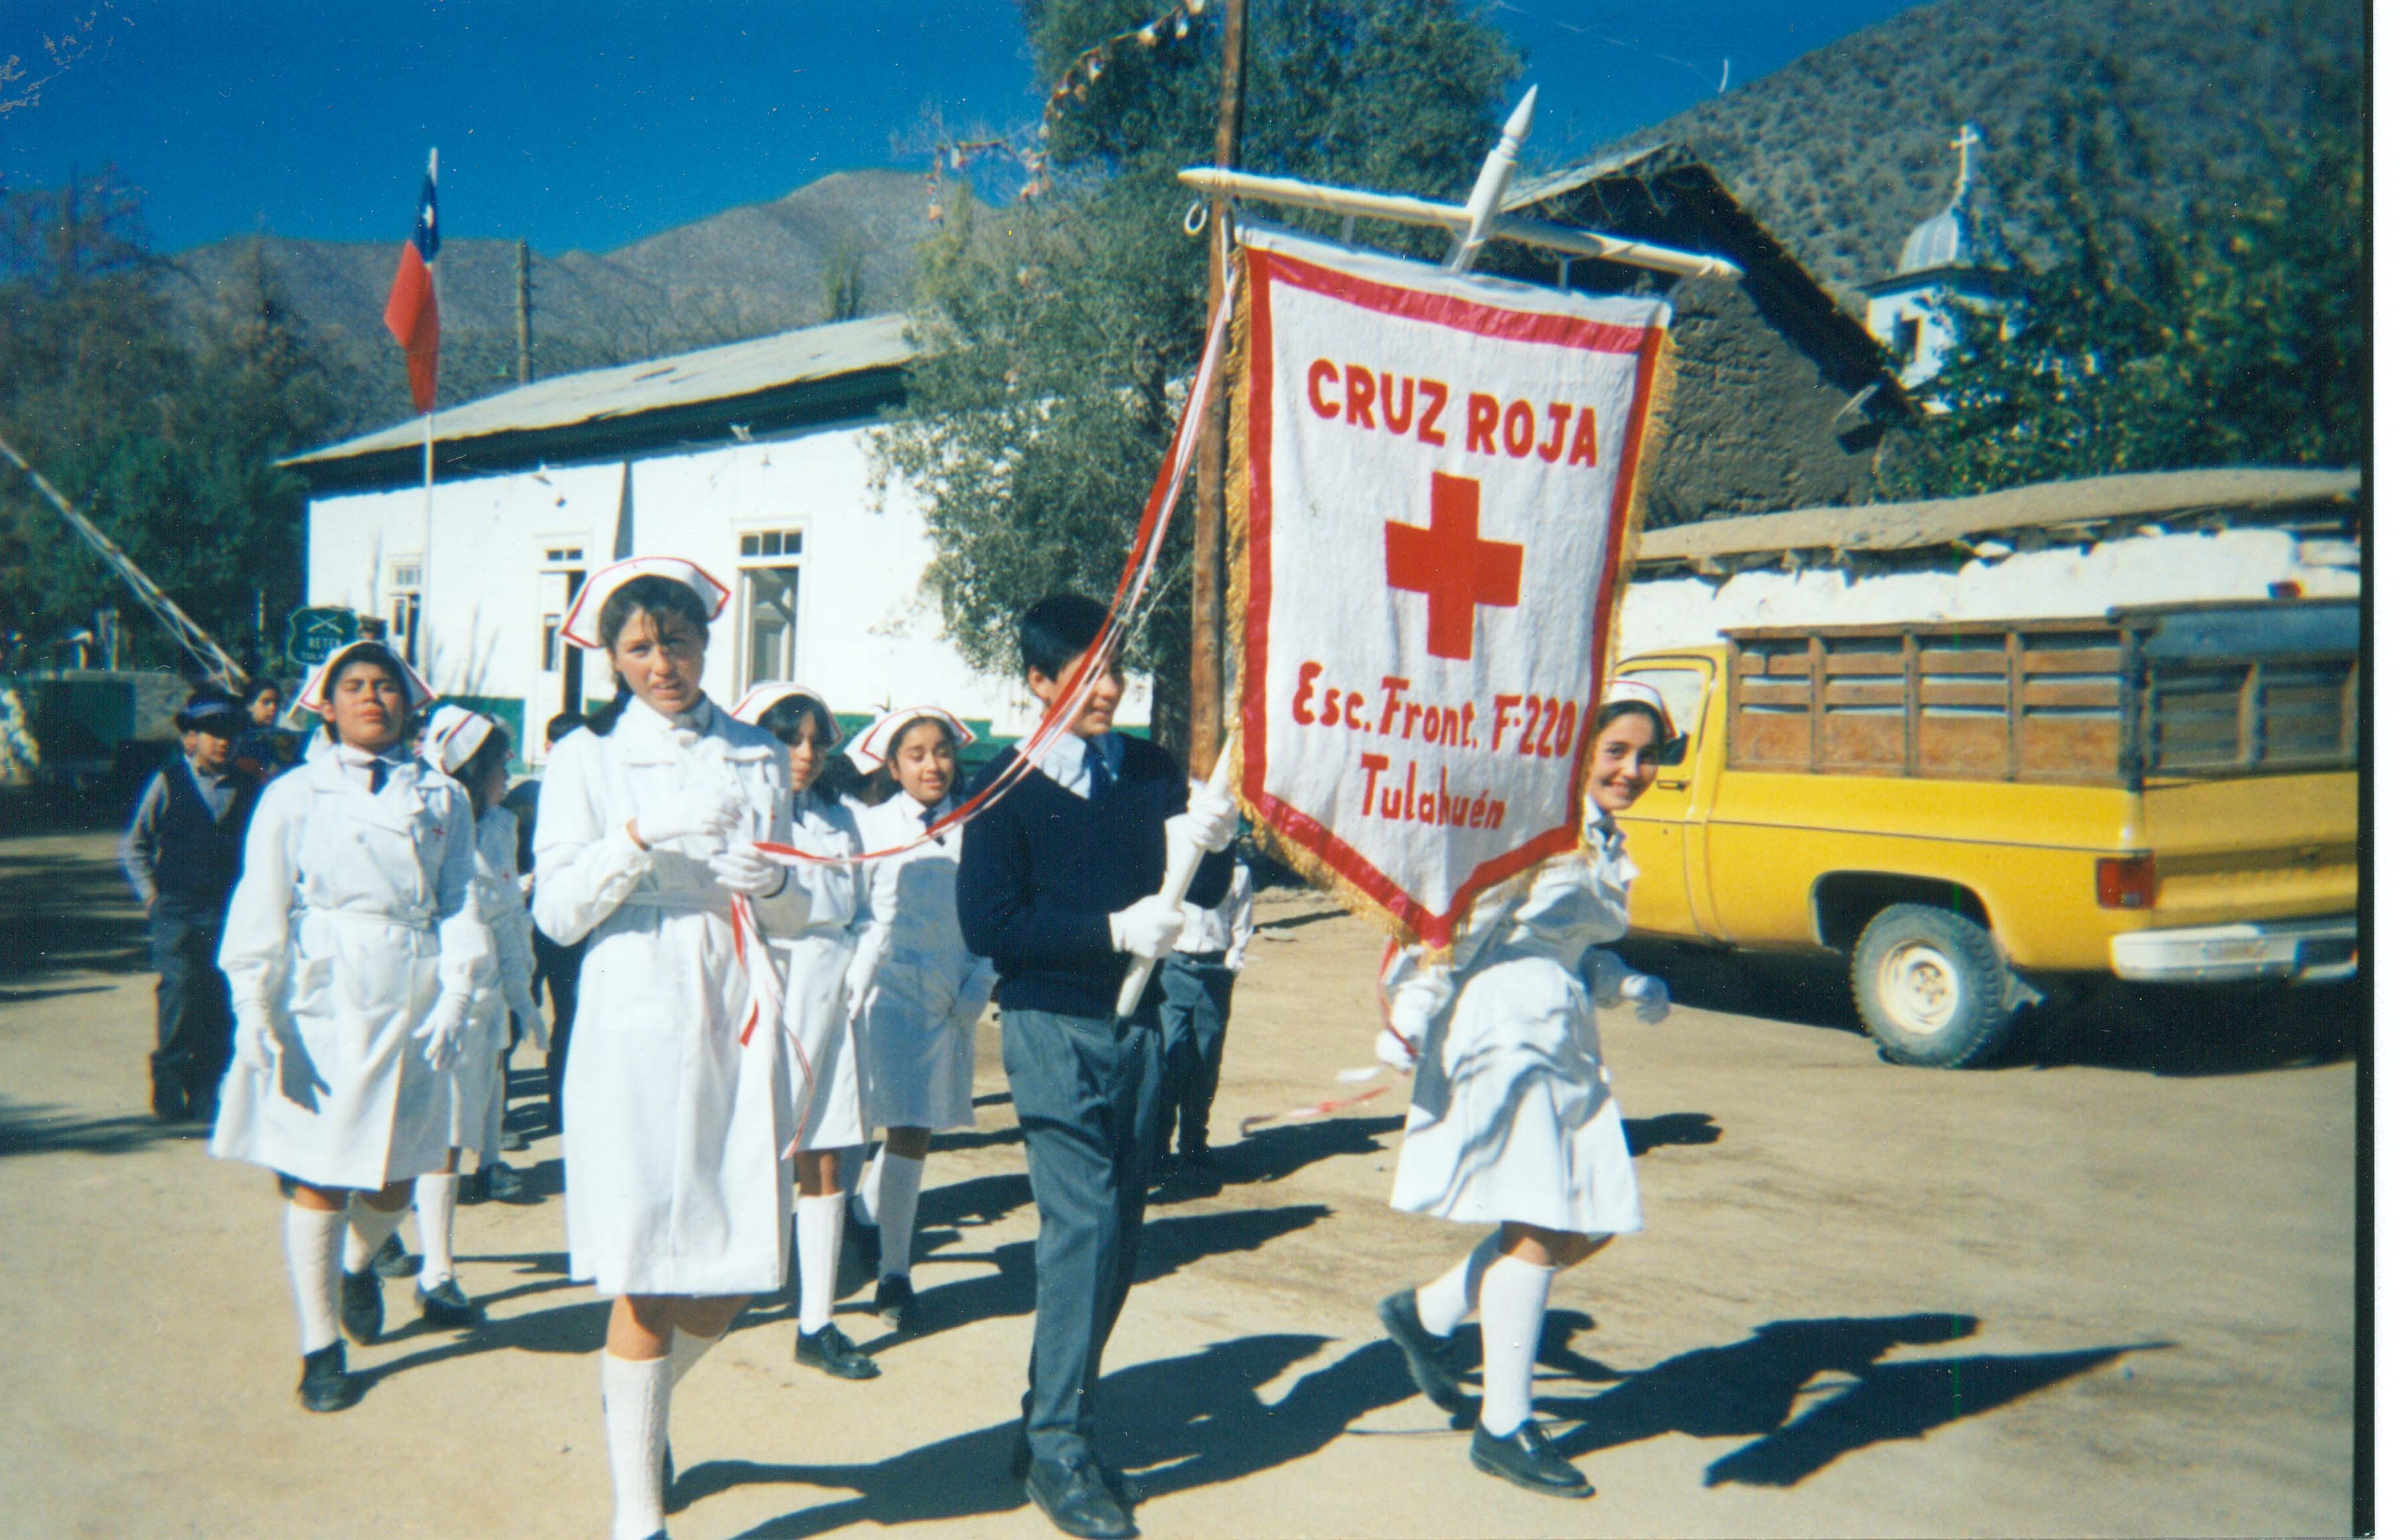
[457,1169,491,1206]
[415,1276,484,1328]
[500,1128,532,1152]
[339,1268,383,1345]
[296,1341,358,1412]
[151,1081,190,1124]
[1378,1290,1469,1413]
[1023,1451,1137,1539]
[873,1274,916,1332]
[793,1322,881,1379]
[370,1232,421,1279]
[1468,1419,1593,1498]
[485,1161,532,1203]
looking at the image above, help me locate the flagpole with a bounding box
[420,146,438,680]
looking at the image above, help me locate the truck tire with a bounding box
[1850,904,2020,1068]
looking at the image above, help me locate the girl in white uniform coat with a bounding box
[1374,687,1676,1502]
[730,682,881,1381]
[846,707,995,1332]
[409,707,547,1327]
[532,560,812,1540]
[210,642,492,1414]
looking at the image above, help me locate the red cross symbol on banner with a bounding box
[1384,472,1524,662]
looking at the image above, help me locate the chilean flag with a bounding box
[383,155,440,414]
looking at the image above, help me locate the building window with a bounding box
[389,560,423,668]
[541,613,563,672]
[1894,316,1923,364]
[544,546,584,563]
[743,565,799,688]
[741,529,803,559]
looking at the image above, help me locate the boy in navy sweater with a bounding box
[957,594,1239,1539]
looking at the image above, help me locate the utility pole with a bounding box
[1187,0,1246,777]
[515,238,534,385]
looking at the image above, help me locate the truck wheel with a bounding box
[1850,904,2020,1068]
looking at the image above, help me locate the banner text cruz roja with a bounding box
[1305,358,1614,466]
[1289,663,1583,829]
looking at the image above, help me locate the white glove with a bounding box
[634,783,746,848]
[842,943,881,1023]
[1621,972,1671,1024]
[1108,894,1187,959]
[1375,1022,1418,1073]
[233,1003,281,1074]
[1166,781,1241,854]
[414,991,472,1072]
[708,844,789,901]
[508,983,549,1053]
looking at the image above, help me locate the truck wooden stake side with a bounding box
[1613,598,2358,1067]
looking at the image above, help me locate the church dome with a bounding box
[1894,123,1989,278]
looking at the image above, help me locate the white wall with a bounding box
[1617,525,2362,660]
[306,418,1038,748]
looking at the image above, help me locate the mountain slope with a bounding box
[169,169,941,436]
[1591,0,2362,298]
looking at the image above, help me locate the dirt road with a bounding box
[0,829,2359,1538]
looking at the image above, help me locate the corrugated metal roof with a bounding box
[283,312,914,467]
[1503,143,1674,212]
[1632,467,2361,564]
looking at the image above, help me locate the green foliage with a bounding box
[1881,65,2362,496]
[885,0,1518,735]
[0,174,344,672]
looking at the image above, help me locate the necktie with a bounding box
[1084,739,1113,800]
[922,803,943,830]
[368,757,389,794]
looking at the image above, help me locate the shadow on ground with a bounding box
[0,845,148,989]
[684,1308,2153,1534]
[0,1095,192,1158]
[1626,940,2361,1078]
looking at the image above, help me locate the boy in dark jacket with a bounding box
[120,687,260,1122]
[957,594,1240,1539]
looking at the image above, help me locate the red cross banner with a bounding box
[1230,224,1671,948]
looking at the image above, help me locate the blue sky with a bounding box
[0,0,1925,254]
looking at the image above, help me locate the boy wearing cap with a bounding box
[121,687,262,1122]
[956,594,1241,1540]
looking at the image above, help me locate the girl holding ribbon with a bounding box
[1373,680,1678,1502]
[844,706,996,1335]
[413,705,546,1321]
[729,682,881,1382]
[210,640,493,1414]
[530,558,809,1540]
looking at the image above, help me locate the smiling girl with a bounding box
[1373,679,1679,1501]
[210,641,493,1414]
[844,706,996,1334]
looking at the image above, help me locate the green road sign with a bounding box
[286,606,359,666]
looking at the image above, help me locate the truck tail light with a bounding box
[2096,854,2156,910]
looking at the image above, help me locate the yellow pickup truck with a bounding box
[1614,599,2358,1067]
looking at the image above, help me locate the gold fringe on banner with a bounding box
[1223,249,1681,955]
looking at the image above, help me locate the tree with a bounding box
[0,174,342,672]
[885,0,1518,747]
[1880,62,2362,497]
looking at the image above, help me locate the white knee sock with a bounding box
[795,1193,845,1334]
[666,1320,723,1390]
[415,1173,460,1286]
[342,1194,409,1275]
[875,1152,924,1282]
[283,1204,346,1356]
[1416,1229,1504,1336]
[1476,1256,1554,1436]
[852,1145,883,1227]
[600,1351,671,1540]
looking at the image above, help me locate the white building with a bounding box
[284,315,1055,759]
[1860,124,2012,389]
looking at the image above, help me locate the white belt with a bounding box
[620,890,727,915]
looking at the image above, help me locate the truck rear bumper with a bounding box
[2110,917,2358,983]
